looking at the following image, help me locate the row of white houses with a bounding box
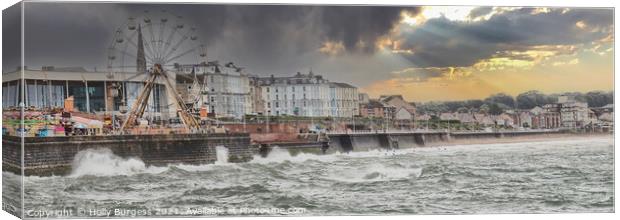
[175,64,361,119]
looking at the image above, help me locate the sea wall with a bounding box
[2,133,253,176]
[326,130,570,153]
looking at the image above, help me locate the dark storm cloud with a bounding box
[21,3,131,71]
[319,6,421,53]
[2,2,22,73]
[397,7,613,68]
[467,6,492,20]
[10,3,613,86]
[462,7,612,45]
[17,2,420,75]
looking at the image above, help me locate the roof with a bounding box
[439,112,458,121]
[601,104,614,109]
[330,82,356,88]
[364,100,385,108]
[379,95,405,103]
[52,67,88,72]
[3,69,157,83]
[457,113,476,123]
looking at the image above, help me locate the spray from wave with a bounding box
[249,147,418,164]
[249,147,337,164]
[70,148,166,177]
[215,146,229,165]
[69,146,238,177]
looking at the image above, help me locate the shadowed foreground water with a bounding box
[4,137,614,217]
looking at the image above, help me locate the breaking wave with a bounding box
[70,148,167,177]
[215,146,229,164]
[325,163,423,183]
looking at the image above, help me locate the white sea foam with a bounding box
[62,136,613,178]
[69,148,167,177]
[249,147,338,164]
[215,146,229,165]
[249,146,419,164]
[325,163,423,183]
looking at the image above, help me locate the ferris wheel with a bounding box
[105,10,208,114]
[106,9,207,75]
[107,10,207,131]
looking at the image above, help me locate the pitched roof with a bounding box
[364,100,385,108]
[330,82,356,88]
[379,95,404,103]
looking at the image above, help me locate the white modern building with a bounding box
[2,66,175,119]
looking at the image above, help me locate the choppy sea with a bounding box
[3,137,614,217]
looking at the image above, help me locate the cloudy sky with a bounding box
[4,3,614,102]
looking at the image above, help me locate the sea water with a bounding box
[3,137,614,217]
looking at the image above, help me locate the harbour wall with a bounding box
[319,130,572,153]
[2,133,253,176]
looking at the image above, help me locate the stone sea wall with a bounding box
[2,133,253,176]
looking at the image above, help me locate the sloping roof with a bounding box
[364,100,385,108]
[601,104,614,109]
[457,113,476,123]
[330,82,356,88]
[380,95,404,103]
[440,112,458,121]
[394,107,414,120]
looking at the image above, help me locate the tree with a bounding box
[488,103,504,115]
[516,90,552,109]
[479,104,490,114]
[583,91,613,107]
[464,99,484,109]
[485,93,515,108]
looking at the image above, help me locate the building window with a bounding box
[87,81,106,112]
[67,81,89,112]
[276,102,279,108]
